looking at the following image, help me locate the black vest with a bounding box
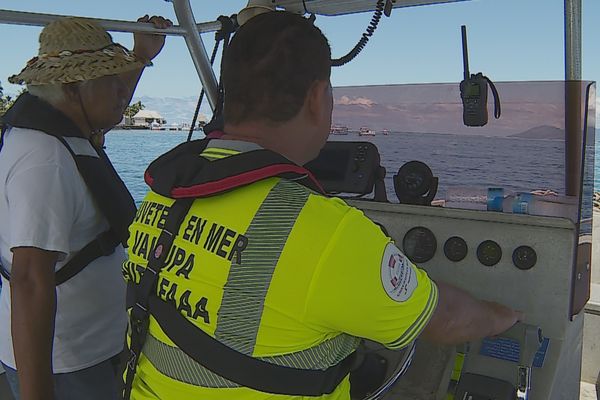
[0,93,136,285]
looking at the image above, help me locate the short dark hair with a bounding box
[223,12,331,125]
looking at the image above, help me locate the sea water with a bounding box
[105,129,600,206]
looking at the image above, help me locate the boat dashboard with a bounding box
[302,79,596,400]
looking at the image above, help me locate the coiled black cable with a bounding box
[331,0,385,67]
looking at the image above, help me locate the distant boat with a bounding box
[359,126,376,136]
[150,121,162,131]
[330,124,349,135]
[382,129,389,135]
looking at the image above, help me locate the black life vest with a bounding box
[0,93,136,285]
[124,138,358,399]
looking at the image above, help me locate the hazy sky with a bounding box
[0,0,598,99]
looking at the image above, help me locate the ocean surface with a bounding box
[105,129,600,206]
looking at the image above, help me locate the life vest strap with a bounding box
[149,295,356,396]
[124,198,195,400]
[55,230,120,285]
[0,230,120,286]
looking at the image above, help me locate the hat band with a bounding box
[27,43,136,66]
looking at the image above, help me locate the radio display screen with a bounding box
[306,149,350,181]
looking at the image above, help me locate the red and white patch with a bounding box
[381,243,417,302]
[154,244,164,259]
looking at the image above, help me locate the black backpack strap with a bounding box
[149,296,356,396]
[0,231,120,286]
[56,136,136,246]
[0,125,120,285]
[55,230,120,285]
[124,198,194,400]
[0,262,9,281]
[0,124,7,152]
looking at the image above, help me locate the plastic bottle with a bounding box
[442,187,578,220]
[511,192,578,220]
[443,187,514,212]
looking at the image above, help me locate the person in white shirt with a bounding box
[0,15,171,400]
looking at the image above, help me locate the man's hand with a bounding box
[133,15,173,63]
[483,300,524,336]
[119,15,173,115]
[422,281,523,345]
[11,247,58,400]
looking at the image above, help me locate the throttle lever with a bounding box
[503,323,544,400]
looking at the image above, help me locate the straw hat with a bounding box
[9,17,148,85]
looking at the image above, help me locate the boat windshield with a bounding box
[328,80,596,228]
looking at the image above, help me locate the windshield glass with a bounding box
[327,80,596,226]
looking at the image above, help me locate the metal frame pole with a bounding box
[171,0,219,111]
[0,9,221,36]
[564,0,583,197]
[565,0,582,80]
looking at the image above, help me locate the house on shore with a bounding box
[131,110,166,129]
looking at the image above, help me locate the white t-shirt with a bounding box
[0,127,127,373]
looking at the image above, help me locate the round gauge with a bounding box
[403,227,437,263]
[444,236,468,262]
[476,240,502,267]
[512,246,537,270]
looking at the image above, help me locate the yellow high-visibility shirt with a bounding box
[124,144,438,400]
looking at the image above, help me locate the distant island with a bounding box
[509,125,564,140]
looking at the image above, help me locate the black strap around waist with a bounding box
[0,230,120,285]
[149,295,356,396]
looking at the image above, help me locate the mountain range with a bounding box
[134,84,598,137]
[133,95,210,125]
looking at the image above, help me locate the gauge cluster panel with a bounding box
[351,200,576,340]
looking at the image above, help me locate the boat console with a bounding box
[306,80,596,400]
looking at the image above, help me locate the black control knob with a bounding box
[512,246,537,270]
[444,236,468,262]
[403,227,437,263]
[477,240,502,266]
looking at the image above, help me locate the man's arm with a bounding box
[422,281,522,345]
[120,15,173,104]
[11,247,58,400]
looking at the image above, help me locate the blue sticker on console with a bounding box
[479,337,549,368]
[532,337,550,368]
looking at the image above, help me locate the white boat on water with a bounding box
[149,121,162,130]
[0,2,597,400]
[358,126,376,136]
[330,124,349,135]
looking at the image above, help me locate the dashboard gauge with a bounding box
[477,240,502,266]
[403,226,437,263]
[512,246,537,270]
[444,236,468,262]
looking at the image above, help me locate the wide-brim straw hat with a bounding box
[9,17,148,85]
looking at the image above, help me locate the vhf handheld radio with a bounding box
[459,25,501,127]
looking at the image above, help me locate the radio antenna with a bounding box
[461,25,470,81]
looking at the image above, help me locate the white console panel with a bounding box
[350,201,583,400]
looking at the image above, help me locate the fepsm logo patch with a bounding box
[381,243,417,302]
